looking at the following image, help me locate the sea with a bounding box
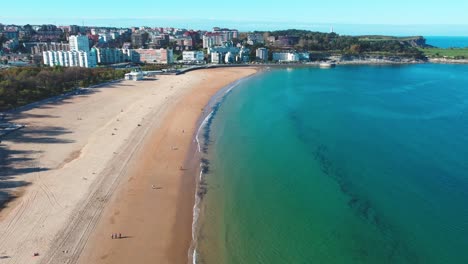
[193,64,468,264]
[425,36,468,48]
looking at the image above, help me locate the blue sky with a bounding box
[2,0,468,35]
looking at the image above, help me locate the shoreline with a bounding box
[189,72,260,263]
[0,68,256,264]
[74,67,258,264]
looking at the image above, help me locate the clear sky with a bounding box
[2,0,468,35]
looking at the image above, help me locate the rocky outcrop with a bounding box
[402,36,432,48]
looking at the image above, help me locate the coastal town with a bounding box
[0,23,437,70]
[1,17,468,264]
[0,24,304,67]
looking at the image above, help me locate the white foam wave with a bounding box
[196,111,214,153]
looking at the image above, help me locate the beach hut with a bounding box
[125,70,144,81]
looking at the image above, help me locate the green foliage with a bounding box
[253,29,425,59]
[139,64,166,71]
[419,48,468,59]
[0,66,129,111]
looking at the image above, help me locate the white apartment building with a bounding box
[211,52,223,64]
[256,48,268,61]
[93,47,136,64]
[69,35,90,52]
[43,50,97,68]
[182,51,205,63]
[272,52,300,62]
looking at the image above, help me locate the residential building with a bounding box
[247,33,264,45]
[3,30,19,40]
[272,52,300,62]
[131,31,149,48]
[26,42,70,54]
[134,48,174,64]
[224,52,235,64]
[182,51,205,63]
[203,28,238,48]
[238,46,251,63]
[211,52,223,64]
[207,41,239,55]
[256,47,268,61]
[43,50,97,68]
[93,47,130,64]
[69,35,90,52]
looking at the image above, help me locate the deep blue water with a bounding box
[425,36,468,48]
[197,64,468,264]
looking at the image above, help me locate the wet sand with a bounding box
[76,67,257,264]
[0,67,257,264]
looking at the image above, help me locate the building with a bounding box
[3,30,19,40]
[43,50,97,68]
[211,52,223,64]
[69,35,90,52]
[182,51,205,63]
[207,41,239,55]
[92,47,135,64]
[134,48,174,64]
[247,33,265,45]
[272,52,300,62]
[238,46,251,63]
[26,42,70,54]
[256,48,268,61]
[202,28,238,48]
[224,52,235,64]
[131,31,149,48]
[298,52,310,61]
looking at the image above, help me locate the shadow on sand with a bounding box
[1,100,77,211]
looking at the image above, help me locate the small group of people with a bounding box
[111,233,122,239]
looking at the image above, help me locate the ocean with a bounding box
[194,64,468,264]
[425,36,468,48]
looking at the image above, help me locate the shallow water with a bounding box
[196,64,468,264]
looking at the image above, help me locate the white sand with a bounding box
[0,74,205,263]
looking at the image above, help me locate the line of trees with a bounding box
[0,66,129,111]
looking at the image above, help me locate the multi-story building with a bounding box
[207,41,240,55]
[211,52,223,64]
[247,33,265,45]
[33,24,64,42]
[256,47,269,61]
[182,51,205,63]
[69,35,90,52]
[131,31,149,48]
[3,30,19,40]
[134,48,174,64]
[43,50,97,68]
[92,47,138,64]
[202,28,238,48]
[272,52,300,62]
[26,42,70,54]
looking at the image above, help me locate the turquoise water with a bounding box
[425,36,468,48]
[196,64,468,264]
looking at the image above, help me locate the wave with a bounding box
[188,74,258,264]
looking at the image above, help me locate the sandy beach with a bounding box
[0,67,257,264]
